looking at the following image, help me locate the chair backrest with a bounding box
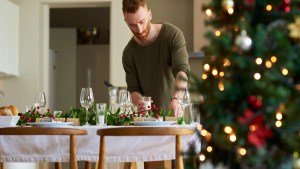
[97,127,195,169]
[0,127,88,169]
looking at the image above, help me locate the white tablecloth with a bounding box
[0,125,201,163]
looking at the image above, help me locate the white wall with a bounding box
[0,0,131,112]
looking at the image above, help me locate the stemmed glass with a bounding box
[119,90,130,112]
[34,91,46,113]
[177,87,191,112]
[80,88,94,126]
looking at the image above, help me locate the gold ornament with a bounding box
[222,0,235,10]
[288,16,300,40]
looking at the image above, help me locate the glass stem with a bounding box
[86,107,89,125]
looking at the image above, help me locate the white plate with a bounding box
[133,121,176,126]
[26,122,73,127]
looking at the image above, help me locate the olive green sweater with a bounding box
[122,23,190,109]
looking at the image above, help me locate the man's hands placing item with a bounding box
[169,98,184,117]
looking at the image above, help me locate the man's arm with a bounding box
[169,71,188,117]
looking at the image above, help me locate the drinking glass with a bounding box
[189,103,201,124]
[80,88,94,126]
[34,91,46,113]
[119,90,129,111]
[141,96,152,114]
[108,87,118,106]
[96,103,107,125]
[177,88,191,112]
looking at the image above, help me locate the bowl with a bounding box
[0,116,20,126]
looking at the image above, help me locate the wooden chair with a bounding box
[0,127,87,169]
[97,127,195,169]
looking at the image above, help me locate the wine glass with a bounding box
[80,88,94,126]
[177,88,191,112]
[34,91,46,113]
[119,90,129,112]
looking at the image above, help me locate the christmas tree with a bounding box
[190,0,300,168]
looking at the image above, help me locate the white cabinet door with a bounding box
[0,0,19,77]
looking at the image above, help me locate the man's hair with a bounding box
[122,0,147,13]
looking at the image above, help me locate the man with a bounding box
[122,0,190,117]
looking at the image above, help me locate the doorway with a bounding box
[47,3,111,111]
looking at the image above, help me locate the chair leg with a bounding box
[0,162,3,169]
[94,161,99,169]
[55,162,62,169]
[85,161,92,169]
[99,136,106,169]
[70,135,78,169]
[175,135,183,169]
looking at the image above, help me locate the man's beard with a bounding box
[133,21,151,41]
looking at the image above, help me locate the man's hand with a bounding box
[169,98,183,117]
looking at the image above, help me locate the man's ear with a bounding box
[149,9,152,20]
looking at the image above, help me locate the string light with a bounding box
[199,154,206,161]
[250,125,256,131]
[276,112,283,120]
[238,148,247,156]
[275,120,282,127]
[265,60,272,68]
[255,58,263,65]
[224,126,233,134]
[218,81,225,91]
[212,68,218,76]
[204,64,210,71]
[266,4,272,11]
[219,72,225,77]
[202,74,208,80]
[271,56,277,63]
[223,58,231,67]
[215,30,221,36]
[206,9,213,17]
[207,146,213,152]
[227,8,234,15]
[229,134,237,142]
[282,68,288,75]
[254,73,261,80]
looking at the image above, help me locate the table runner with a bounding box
[0,125,201,163]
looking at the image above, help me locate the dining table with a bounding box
[0,124,201,165]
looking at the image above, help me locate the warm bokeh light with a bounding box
[199,154,206,161]
[250,125,256,132]
[201,129,208,136]
[238,148,247,156]
[266,4,272,11]
[202,74,208,80]
[212,68,218,76]
[282,68,288,75]
[218,81,224,91]
[265,60,272,68]
[207,146,213,152]
[224,126,233,134]
[215,30,221,36]
[234,25,239,32]
[276,112,283,120]
[205,132,212,141]
[227,8,234,15]
[275,120,282,127]
[255,58,263,65]
[229,134,237,142]
[204,64,210,71]
[206,9,213,17]
[223,58,231,67]
[219,72,225,77]
[254,73,261,80]
[271,56,277,63]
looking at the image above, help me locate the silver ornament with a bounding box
[235,30,252,51]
